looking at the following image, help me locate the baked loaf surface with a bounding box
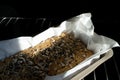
[0,32,93,80]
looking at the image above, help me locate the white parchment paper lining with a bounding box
[0,13,119,80]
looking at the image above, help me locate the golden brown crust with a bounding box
[0,32,93,80]
[47,32,93,75]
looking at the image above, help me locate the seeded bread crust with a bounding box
[46,32,93,75]
[0,32,93,80]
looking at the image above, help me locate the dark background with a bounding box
[0,0,120,42]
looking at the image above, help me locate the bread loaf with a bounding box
[0,32,93,80]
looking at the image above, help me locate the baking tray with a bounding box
[71,49,113,80]
[0,17,117,80]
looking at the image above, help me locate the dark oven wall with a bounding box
[0,1,120,39]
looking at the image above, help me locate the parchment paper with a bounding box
[0,13,119,80]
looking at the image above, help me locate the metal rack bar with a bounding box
[93,71,97,80]
[113,56,120,80]
[104,63,109,80]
